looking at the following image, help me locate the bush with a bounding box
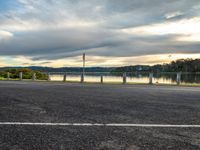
[2,68,47,80]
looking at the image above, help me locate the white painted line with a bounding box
[0,122,200,128]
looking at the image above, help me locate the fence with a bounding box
[1,71,200,85]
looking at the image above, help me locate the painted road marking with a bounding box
[0,122,200,128]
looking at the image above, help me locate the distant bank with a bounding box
[0,59,199,73]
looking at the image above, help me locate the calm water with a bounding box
[49,73,200,84]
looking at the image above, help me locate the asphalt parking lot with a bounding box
[0,81,200,149]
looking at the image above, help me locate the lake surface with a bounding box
[49,73,200,84]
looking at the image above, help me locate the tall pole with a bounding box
[81,53,85,83]
[83,53,85,75]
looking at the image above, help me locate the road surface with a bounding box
[0,81,200,149]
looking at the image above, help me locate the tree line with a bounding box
[111,59,200,73]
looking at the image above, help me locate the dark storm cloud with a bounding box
[0,0,200,60]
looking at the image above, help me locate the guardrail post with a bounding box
[149,73,153,84]
[47,73,51,81]
[7,72,10,80]
[101,75,103,84]
[81,73,84,83]
[32,73,36,81]
[176,72,181,85]
[123,73,127,84]
[63,73,67,82]
[19,72,23,81]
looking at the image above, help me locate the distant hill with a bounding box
[0,66,115,73]
[0,59,199,73]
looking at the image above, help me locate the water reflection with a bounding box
[50,73,200,84]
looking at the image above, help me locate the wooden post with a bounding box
[123,73,127,84]
[47,73,51,81]
[19,72,23,81]
[101,75,103,84]
[149,73,153,84]
[176,72,181,85]
[32,73,36,81]
[7,72,10,80]
[81,73,84,83]
[63,73,67,82]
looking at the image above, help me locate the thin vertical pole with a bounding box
[176,72,181,85]
[101,75,103,84]
[7,72,10,80]
[81,73,84,83]
[83,53,85,76]
[47,73,51,81]
[63,73,67,82]
[32,73,36,81]
[81,53,85,83]
[19,72,23,81]
[149,73,153,84]
[123,73,127,84]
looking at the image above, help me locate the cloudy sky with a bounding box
[0,0,200,67]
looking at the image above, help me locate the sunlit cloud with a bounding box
[0,30,13,40]
[165,11,184,19]
[176,34,200,42]
[122,17,200,42]
[0,19,98,32]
